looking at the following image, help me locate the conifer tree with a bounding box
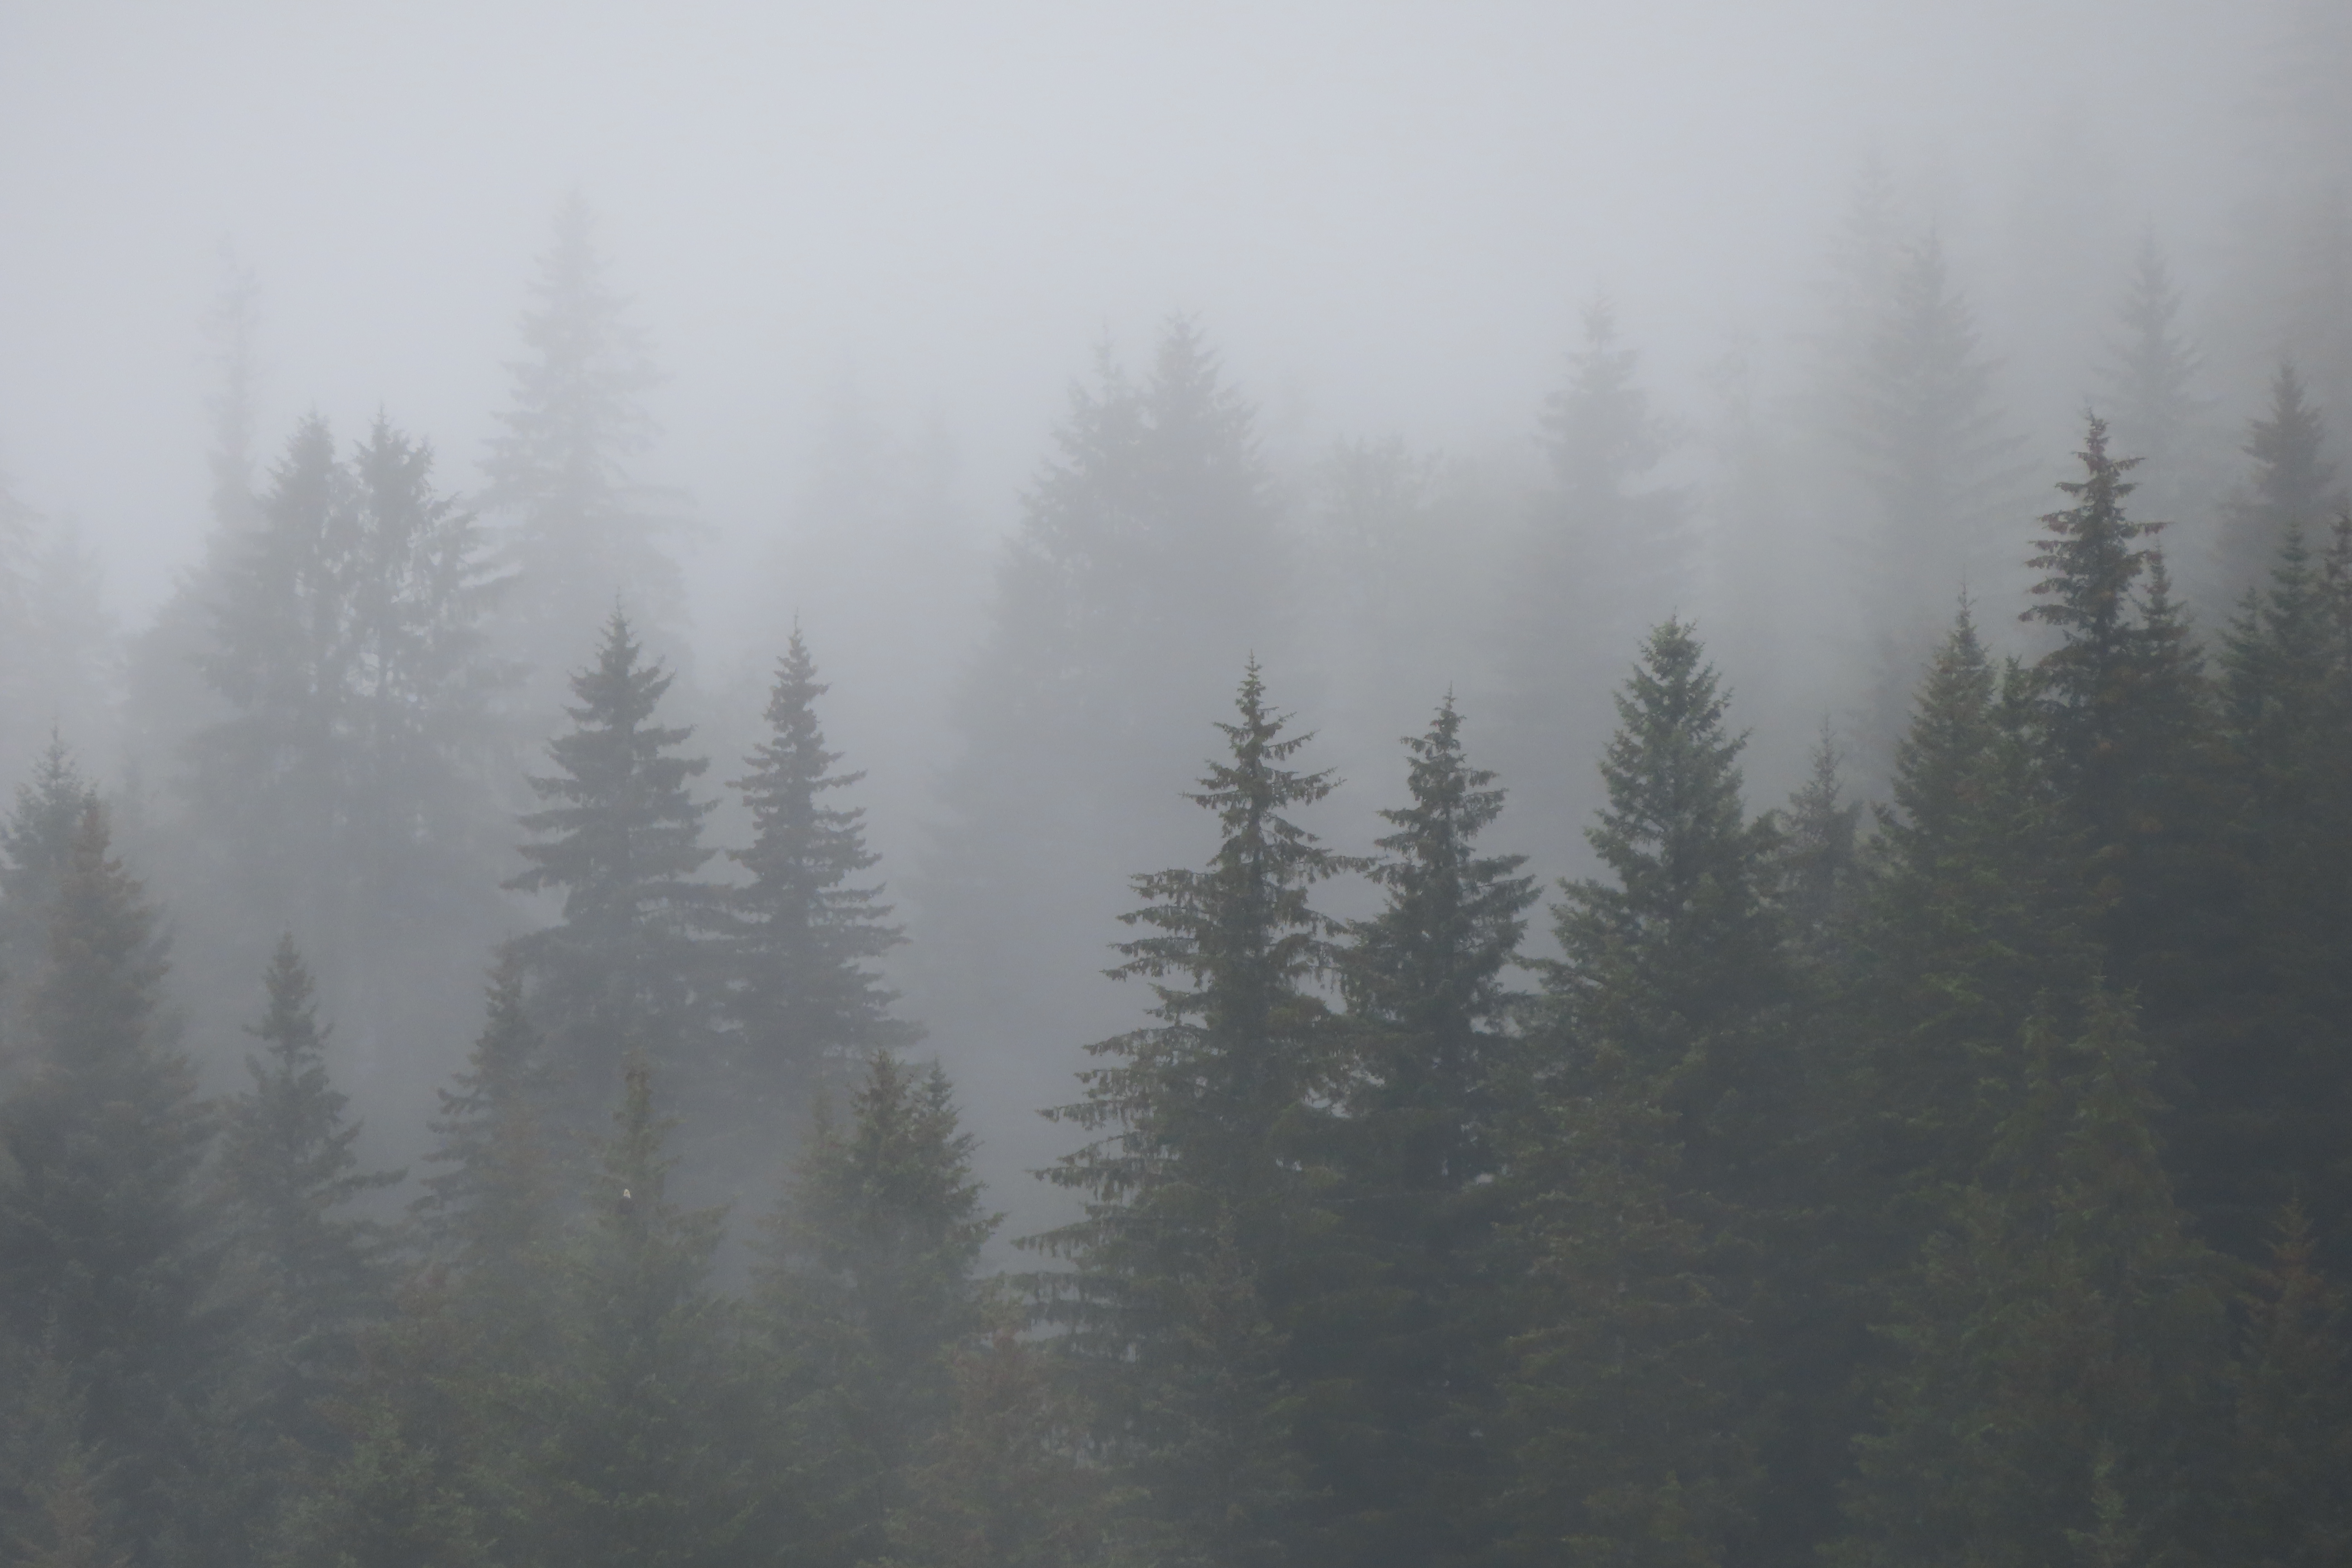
[0,804,218,1558]
[1503,621,1789,1567]
[536,1057,741,1568]
[1774,724,1865,967]
[507,609,717,1140]
[1833,989,2231,1568]
[1031,664,1351,1568]
[0,1349,130,1568]
[1857,608,2093,1215]
[1545,619,1787,1191]
[414,950,559,1300]
[761,1051,995,1563]
[2224,1207,2352,1565]
[0,740,97,1082]
[2221,364,2343,606]
[877,1328,1114,1568]
[481,194,679,710]
[1500,302,1690,867]
[217,939,399,1451]
[1303,696,1534,1568]
[722,632,916,1153]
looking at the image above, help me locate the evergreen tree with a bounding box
[1833,989,2231,1568]
[0,1348,130,1568]
[480,194,679,712]
[1842,229,2024,749]
[920,316,1286,1208]
[2098,236,2220,605]
[1544,619,1787,1190]
[1856,608,2093,1215]
[2202,529,2352,1261]
[1030,664,1351,1568]
[1774,723,1865,968]
[720,632,916,1169]
[0,740,98,1085]
[1502,620,1790,1567]
[0,804,218,1561]
[1302,697,1535,1568]
[506,609,718,1142]
[877,1328,1114,1568]
[760,1051,995,1563]
[535,1057,742,1568]
[2221,364,2345,613]
[2224,1207,2352,1566]
[1499,302,1690,870]
[216,938,400,1456]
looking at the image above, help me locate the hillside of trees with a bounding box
[6,106,2352,1568]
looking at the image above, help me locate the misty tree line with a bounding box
[0,150,2351,1567]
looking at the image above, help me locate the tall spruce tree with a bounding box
[506,609,718,1142]
[1502,620,1790,1567]
[720,632,916,1171]
[1499,302,1690,872]
[481,194,680,715]
[217,940,399,1442]
[1031,664,1351,1568]
[0,740,98,1084]
[920,316,1286,1217]
[214,938,399,1554]
[2223,1207,2352,1565]
[536,1057,741,1568]
[1833,989,2231,1568]
[1303,696,1535,1568]
[0,804,218,1561]
[2222,365,2344,609]
[760,1051,995,1564]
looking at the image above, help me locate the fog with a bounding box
[2,5,2350,1559]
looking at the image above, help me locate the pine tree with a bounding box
[2224,1207,2352,1566]
[760,1052,995,1563]
[0,740,98,1085]
[481,194,680,710]
[877,1328,1114,1568]
[0,804,218,1558]
[1842,229,2024,748]
[1502,620,1789,1567]
[217,939,400,1446]
[1833,988,2231,1568]
[1545,619,1787,1190]
[1302,696,1535,1568]
[506,609,717,1141]
[1500,302,1690,870]
[536,1057,742,1568]
[414,950,560,1298]
[1856,608,2093,1215]
[721,632,916,1163]
[1774,723,1865,968]
[920,317,1286,1207]
[1030,664,1351,1568]
[2222,366,2344,608]
[0,1349,130,1568]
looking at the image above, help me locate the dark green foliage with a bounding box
[1503,620,1788,1567]
[1301,698,1535,1568]
[507,610,718,1139]
[1856,607,2093,1211]
[720,632,916,1158]
[2225,1208,2352,1566]
[761,1051,995,1563]
[1032,664,1353,1568]
[1833,989,2231,1568]
[0,804,218,1561]
[1544,619,1787,1189]
[535,1058,741,1568]
[217,938,400,1456]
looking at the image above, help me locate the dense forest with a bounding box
[7,9,2352,1565]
